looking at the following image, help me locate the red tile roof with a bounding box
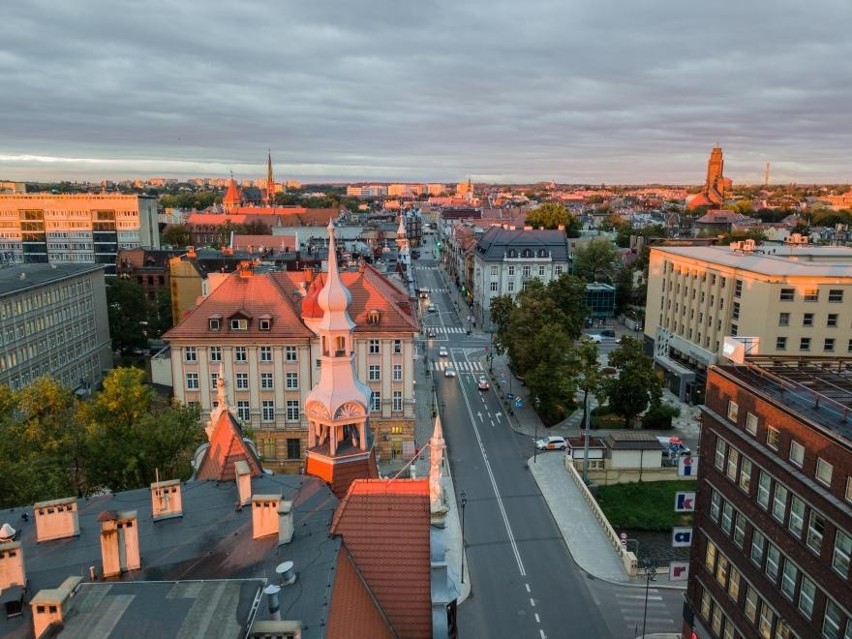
[231,234,295,252]
[327,548,397,639]
[305,450,379,499]
[195,410,263,481]
[330,479,432,639]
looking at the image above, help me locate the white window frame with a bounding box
[286,400,299,422]
[806,510,825,554]
[371,392,381,412]
[832,530,850,578]
[745,412,758,435]
[286,372,298,389]
[368,365,380,381]
[815,458,833,486]
[185,372,199,390]
[392,390,402,412]
[262,400,275,422]
[210,346,222,362]
[726,400,738,422]
[789,440,805,467]
[393,364,402,381]
[237,401,250,422]
[184,346,197,362]
[369,339,380,354]
[260,372,273,390]
[285,346,297,362]
[235,372,249,390]
[260,346,272,362]
[234,346,247,362]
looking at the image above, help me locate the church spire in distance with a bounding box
[266,150,275,206]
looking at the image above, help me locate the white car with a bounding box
[477,376,490,391]
[535,436,567,451]
[438,346,449,357]
[582,334,603,343]
[444,366,457,378]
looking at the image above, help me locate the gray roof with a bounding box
[0,264,105,297]
[605,432,663,450]
[651,245,852,278]
[0,475,341,639]
[474,227,570,261]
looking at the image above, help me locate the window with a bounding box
[538,265,546,277]
[260,346,272,362]
[848,477,852,503]
[800,337,811,351]
[726,400,738,422]
[554,265,562,276]
[285,346,297,361]
[716,553,729,588]
[758,603,776,639]
[287,438,300,460]
[828,289,843,302]
[210,372,219,389]
[765,543,780,581]
[369,339,380,354]
[522,265,531,277]
[732,301,740,320]
[392,390,402,411]
[286,400,299,422]
[507,281,515,292]
[798,575,815,618]
[789,440,805,467]
[235,373,248,390]
[772,484,788,523]
[776,336,788,351]
[210,346,222,361]
[823,599,842,639]
[744,585,759,622]
[262,401,275,422]
[751,529,766,566]
[715,438,727,470]
[260,372,273,390]
[803,312,814,326]
[259,318,271,331]
[828,313,839,327]
[806,510,825,554]
[368,365,380,381]
[832,530,851,578]
[185,372,199,390]
[393,339,402,354]
[803,288,818,302]
[780,288,794,301]
[721,502,734,535]
[230,402,248,425]
[746,412,759,435]
[700,590,712,620]
[710,490,722,521]
[490,281,499,292]
[733,512,746,548]
[726,448,739,481]
[789,496,805,538]
[393,364,402,381]
[490,265,498,276]
[230,318,248,330]
[734,279,743,296]
[781,559,798,600]
[235,346,247,362]
[184,346,197,362]
[728,566,741,600]
[286,372,298,389]
[739,458,752,492]
[779,312,790,326]
[767,426,780,450]
[371,392,381,412]
[705,540,718,571]
[816,458,833,486]
[209,317,220,331]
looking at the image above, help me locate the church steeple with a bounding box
[223,172,242,213]
[303,221,377,496]
[396,214,410,267]
[266,150,275,206]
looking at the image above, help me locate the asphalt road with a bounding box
[414,255,612,638]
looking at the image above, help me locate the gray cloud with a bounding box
[1,0,850,183]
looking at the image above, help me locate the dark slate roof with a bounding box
[0,264,104,297]
[605,432,663,450]
[0,475,341,639]
[474,227,570,261]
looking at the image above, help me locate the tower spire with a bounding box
[266,150,275,206]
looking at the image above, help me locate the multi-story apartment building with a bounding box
[0,263,112,392]
[0,194,159,274]
[163,259,419,474]
[471,226,571,330]
[684,357,851,639]
[645,244,852,402]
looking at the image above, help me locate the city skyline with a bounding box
[2,1,851,184]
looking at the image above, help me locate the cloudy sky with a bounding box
[2,0,850,184]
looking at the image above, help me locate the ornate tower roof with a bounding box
[223,175,242,212]
[266,150,275,205]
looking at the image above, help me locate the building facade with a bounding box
[471,227,571,330]
[684,358,851,639]
[0,194,159,273]
[645,244,852,401]
[0,264,112,393]
[164,259,419,474]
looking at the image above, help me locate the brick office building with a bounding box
[683,357,851,639]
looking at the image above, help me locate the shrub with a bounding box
[641,403,681,430]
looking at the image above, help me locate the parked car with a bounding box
[600,329,616,338]
[656,436,691,457]
[477,376,490,391]
[426,328,436,338]
[582,334,603,343]
[444,366,457,378]
[438,346,449,357]
[427,304,437,313]
[535,436,567,451]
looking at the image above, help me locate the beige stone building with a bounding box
[0,193,159,273]
[645,243,852,401]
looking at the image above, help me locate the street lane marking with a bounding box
[535,613,540,623]
[529,598,535,607]
[525,583,530,592]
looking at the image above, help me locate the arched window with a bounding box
[335,336,346,354]
[522,249,532,258]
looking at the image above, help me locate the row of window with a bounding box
[775,336,852,353]
[189,364,406,391]
[725,401,844,496]
[490,263,564,277]
[778,312,845,327]
[185,341,406,363]
[779,288,844,303]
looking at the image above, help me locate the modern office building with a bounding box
[0,263,112,393]
[683,357,851,639]
[645,244,852,401]
[0,193,159,274]
[471,226,572,330]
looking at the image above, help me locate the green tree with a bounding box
[489,295,515,356]
[604,337,662,427]
[162,224,192,247]
[148,288,173,337]
[573,238,620,283]
[525,202,570,230]
[107,278,149,353]
[242,220,272,235]
[614,266,635,313]
[571,340,607,430]
[546,274,589,340]
[523,324,576,423]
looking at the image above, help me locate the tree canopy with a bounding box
[525,202,582,236]
[572,238,620,283]
[603,337,662,427]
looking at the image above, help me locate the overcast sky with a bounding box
[2,0,851,185]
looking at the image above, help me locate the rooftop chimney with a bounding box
[98,510,141,578]
[278,501,294,545]
[151,479,183,521]
[252,495,281,540]
[33,497,79,543]
[30,576,82,639]
[235,460,252,507]
[0,541,26,591]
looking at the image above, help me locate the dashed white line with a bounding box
[534,613,540,623]
[529,598,536,607]
[525,584,531,593]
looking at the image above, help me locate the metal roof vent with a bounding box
[276,560,297,586]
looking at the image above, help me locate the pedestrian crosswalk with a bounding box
[424,326,466,334]
[414,266,440,270]
[613,588,677,637]
[433,361,484,372]
[418,287,448,293]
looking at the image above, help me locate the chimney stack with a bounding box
[33,497,80,543]
[0,541,26,591]
[251,495,281,540]
[30,576,82,639]
[151,479,183,521]
[278,501,294,545]
[235,460,252,507]
[98,510,141,578]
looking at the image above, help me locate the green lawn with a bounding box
[595,480,697,531]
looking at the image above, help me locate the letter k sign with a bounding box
[674,491,696,512]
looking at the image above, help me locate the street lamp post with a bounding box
[640,559,657,639]
[459,490,467,584]
[533,396,540,463]
[582,389,591,484]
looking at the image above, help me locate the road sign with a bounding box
[515,399,523,408]
[678,455,698,477]
[669,562,690,581]
[674,492,696,512]
[672,527,694,547]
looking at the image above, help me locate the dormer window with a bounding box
[522,249,532,258]
[230,318,248,331]
[259,314,272,331]
[538,249,547,258]
[367,310,381,325]
[208,315,222,331]
[507,249,517,258]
